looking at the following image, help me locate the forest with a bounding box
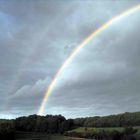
[0,111,140,140]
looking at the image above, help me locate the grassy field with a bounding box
[68,126,140,135]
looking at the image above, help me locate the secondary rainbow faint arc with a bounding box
[38,5,140,115]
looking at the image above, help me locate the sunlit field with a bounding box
[69,126,140,134]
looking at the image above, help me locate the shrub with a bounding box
[0,121,15,140]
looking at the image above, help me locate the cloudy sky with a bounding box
[0,0,140,119]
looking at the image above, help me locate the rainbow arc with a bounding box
[38,5,140,115]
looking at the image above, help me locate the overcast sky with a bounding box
[0,0,140,119]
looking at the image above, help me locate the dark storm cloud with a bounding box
[0,0,140,118]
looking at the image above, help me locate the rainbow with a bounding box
[38,4,140,115]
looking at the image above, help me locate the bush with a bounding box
[0,121,15,140]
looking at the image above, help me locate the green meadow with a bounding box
[69,126,140,134]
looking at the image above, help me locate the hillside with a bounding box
[74,111,140,127]
[0,111,140,140]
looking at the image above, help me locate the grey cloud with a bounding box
[0,0,140,118]
[46,12,140,116]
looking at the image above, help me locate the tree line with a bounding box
[0,111,140,140]
[74,111,140,127]
[15,114,74,133]
[0,114,74,140]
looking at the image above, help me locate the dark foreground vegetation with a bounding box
[0,111,140,140]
